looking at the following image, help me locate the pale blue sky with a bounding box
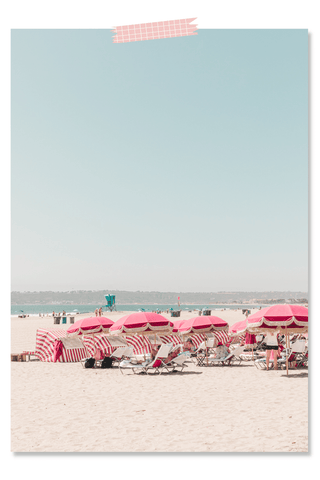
[11,29,308,292]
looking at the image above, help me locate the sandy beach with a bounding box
[11,309,308,452]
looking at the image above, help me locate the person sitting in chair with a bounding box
[213,344,229,359]
[164,347,181,364]
[183,338,196,353]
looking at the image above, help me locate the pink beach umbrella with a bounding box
[179,316,228,335]
[246,304,308,334]
[109,312,174,359]
[247,304,308,375]
[67,316,114,361]
[179,316,229,366]
[172,319,186,333]
[229,319,248,336]
[67,316,114,336]
[110,312,174,335]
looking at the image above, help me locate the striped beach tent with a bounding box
[212,331,233,345]
[190,334,206,348]
[82,334,116,358]
[232,334,246,344]
[159,334,182,346]
[35,328,88,362]
[125,335,153,355]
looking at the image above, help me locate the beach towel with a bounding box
[53,340,63,362]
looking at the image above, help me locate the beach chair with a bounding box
[192,338,218,365]
[163,342,173,352]
[165,352,189,373]
[142,344,173,375]
[208,346,246,366]
[278,340,307,369]
[119,344,172,375]
[298,349,308,368]
[239,350,261,362]
[167,344,181,355]
[205,338,216,351]
[110,346,133,366]
[254,357,269,370]
[254,349,284,370]
[190,342,206,364]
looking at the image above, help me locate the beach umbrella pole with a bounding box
[82,336,90,359]
[143,335,146,361]
[286,326,289,376]
[205,336,208,366]
[93,334,97,363]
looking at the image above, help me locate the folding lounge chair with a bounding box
[119,344,172,375]
[111,346,134,366]
[254,347,286,370]
[278,340,307,369]
[208,346,246,366]
[141,344,173,375]
[195,340,219,366]
[164,352,189,373]
[239,350,261,362]
[193,338,219,365]
[191,342,206,364]
[298,349,308,368]
[254,357,270,370]
[119,357,151,374]
[205,338,216,353]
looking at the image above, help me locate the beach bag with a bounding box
[84,357,95,369]
[101,356,113,369]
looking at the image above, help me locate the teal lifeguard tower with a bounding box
[105,294,116,312]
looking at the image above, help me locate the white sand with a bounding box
[11,309,308,452]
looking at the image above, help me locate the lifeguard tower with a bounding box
[105,294,116,312]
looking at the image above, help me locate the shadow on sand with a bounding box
[280,371,308,379]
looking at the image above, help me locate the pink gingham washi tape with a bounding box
[112,18,197,43]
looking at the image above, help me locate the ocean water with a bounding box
[11,304,266,316]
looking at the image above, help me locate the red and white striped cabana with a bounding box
[35,328,88,362]
[34,328,116,362]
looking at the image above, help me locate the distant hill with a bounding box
[11,290,308,305]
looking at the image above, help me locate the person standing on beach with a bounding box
[264,332,279,370]
[98,307,102,316]
[52,311,55,317]
[95,308,98,317]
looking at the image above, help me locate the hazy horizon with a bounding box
[11,29,308,292]
[11,288,308,293]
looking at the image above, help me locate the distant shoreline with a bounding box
[12,302,269,306]
[11,301,308,306]
[11,290,308,308]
